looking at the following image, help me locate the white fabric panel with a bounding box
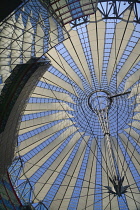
[51,0,65,10]
[47,48,84,90]
[24,102,74,115]
[23,16,34,62]
[32,86,75,104]
[0,58,11,66]
[33,133,88,202]
[135,95,140,104]
[0,17,15,43]
[11,14,24,42]
[18,126,78,156]
[18,134,53,156]
[63,27,68,41]
[11,14,24,69]
[132,113,140,120]
[119,133,140,174]
[18,122,49,135]
[35,17,44,57]
[87,11,105,84]
[77,139,97,210]
[41,71,77,95]
[117,40,140,87]
[49,16,58,48]
[129,121,140,129]
[107,10,134,84]
[0,18,14,77]
[124,69,140,91]
[65,23,71,32]
[19,119,75,158]
[0,17,14,50]
[124,128,140,146]
[50,138,89,210]
[134,104,140,112]
[20,111,74,131]
[63,33,92,86]
[128,84,140,98]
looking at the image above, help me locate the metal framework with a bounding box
[39,0,140,28]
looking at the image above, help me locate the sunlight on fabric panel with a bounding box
[24,102,74,115]
[33,135,89,203]
[134,104,140,112]
[129,121,140,130]
[0,18,14,81]
[128,84,140,98]
[11,14,24,69]
[63,32,92,86]
[107,9,134,84]
[18,126,78,156]
[32,86,75,104]
[35,17,44,57]
[124,128,140,146]
[0,17,15,48]
[132,113,140,121]
[47,48,84,91]
[18,122,50,135]
[117,39,140,88]
[18,134,52,156]
[19,112,74,135]
[48,17,59,48]
[49,0,72,24]
[87,11,105,84]
[40,71,77,96]
[20,112,74,129]
[124,69,140,91]
[23,16,34,63]
[18,119,75,155]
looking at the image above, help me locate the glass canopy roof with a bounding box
[0,0,140,209]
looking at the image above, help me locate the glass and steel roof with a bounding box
[0,0,140,209]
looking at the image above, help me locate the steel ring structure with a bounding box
[0,0,140,209]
